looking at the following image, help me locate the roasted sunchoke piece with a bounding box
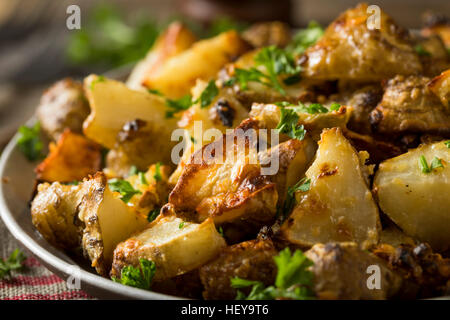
[35,129,101,182]
[259,138,317,204]
[169,119,278,229]
[373,141,450,252]
[83,75,178,150]
[111,213,225,281]
[428,69,450,107]
[370,75,450,136]
[305,242,403,300]
[142,30,250,99]
[37,78,90,141]
[126,22,196,91]
[242,21,291,48]
[280,128,380,248]
[372,242,450,298]
[125,163,172,215]
[199,239,278,300]
[421,12,450,48]
[300,3,422,81]
[413,34,449,77]
[31,182,83,250]
[105,118,177,177]
[249,103,351,141]
[78,172,148,275]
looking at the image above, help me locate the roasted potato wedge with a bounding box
[111,213,226,281]
[370,75,450,135]
[78,172,148,275]
[31,182,83,250]
[37,78,90,141]
[83,75,179,151]
[142,30,250,99]
[250,102,351,141]
[169,119,278,228]
[35,129,101,182]
[373,141,450,251]
[305,242,403,299]
[300,3,422,81]
[280,128,380,248]
[126,22,196,90]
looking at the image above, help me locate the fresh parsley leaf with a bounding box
[287,21,324,56]
[112,259,156,290]
[218,226,224,237]
[64,180,80,186]
[147,88,163,96]
[276,107,306,141]
[281,177,311,218]
[231,248,314,300]
[128,165,139,176]
[153,162,162,181]
[147,208,160,222]
[0,249,27,279]
[329,102,341,111]
[17,122,44,161]
[90,75,105,90]
[165,95,193,118]
[139,172,149,185]
[445,140,450,148]
[179,222,185,229]
[414,44,431,56]
[199,80,219,108]
[294,102,328,114]
[108,179,141,203]
[419,155,444,173]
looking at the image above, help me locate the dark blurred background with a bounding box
[0,0,449,147]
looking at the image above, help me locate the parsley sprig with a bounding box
[276,107,306,141]
[17,122,44,161]
[231,247,315,300]
[0,249,27,279]
[419,155,444,173]
[444,140,450,148]
[108,179,142,203]
[281,177,311,218]
[153,162,162,181]
[147,208,160,222]
[286,21,324,56]
[112,259,156,290]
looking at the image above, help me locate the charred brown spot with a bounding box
[118,119,147,142]
[215,99,235,127]
[318,163,338,178]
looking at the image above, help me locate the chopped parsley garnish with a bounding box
[225,46,301,95]
[281,177,311,218]
[147,208,160,222]
[153,162,162,181]
[218,226,224,237]
[165,95,194,118]
[414,44,431,57]
[276,107,306,141]
[90,75,105,90]
[108,179,142,203]
[139,172,149,185]
[445,140,450,148]
[295,102,328,114]
[128,165,139,176]
[286,21,324,56]
[419,155,444,173]
[199,80,219,108]
[17,122,44,161]
[112,259,156,290]
[179,222,185,229]
[0,249,27,279]
[231,247,314,300]
[329,102,341,111]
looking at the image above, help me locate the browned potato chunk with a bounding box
[300,3,422,81]
[78,172,148,275]
[169,119,278,228]
[280,128,380,248]
[305,242,402,299]
[373,141,450,251]
[142,30,250,99]
[35,129,101,182]
[126,22,196,90]
[37,78,90,141]
[242,21,291,48]
[31,182,83,250]
[111,213,225,281]
[370,75,450,135]
[83,75,179,152]
[199,239,278,300]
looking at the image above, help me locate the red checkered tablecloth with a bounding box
[0,219,94,300]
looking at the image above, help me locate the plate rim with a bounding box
[0,131,184,300]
